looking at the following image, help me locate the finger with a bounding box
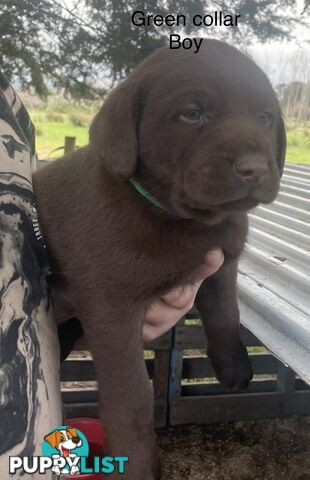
[143,248,225,342]
[161,248,224,309]
[143,304,189,342]
[192,248,225,286]
[158,284,197,311]
[145,292,193,327]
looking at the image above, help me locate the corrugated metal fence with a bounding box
[239,164,310,384]
[61,163,310,427]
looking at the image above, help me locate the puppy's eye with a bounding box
[60,436,65,441]
[180,108,202,123]
[260,110,273,127]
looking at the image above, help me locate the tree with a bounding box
[279,81,310,119]
[0,0,60,97]
[0,0,308,98]
[0,0,97,98]
[81,0,308,82]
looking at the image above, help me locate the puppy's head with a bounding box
[90,40,286,223]
[44,428,82,454]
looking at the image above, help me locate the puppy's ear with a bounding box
[44,431,58,449]
[67,428,78,438]
[276,113,286,175]
[89,80,141,179]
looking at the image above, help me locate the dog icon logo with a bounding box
[11,423,128,476]
[43,426,89,476]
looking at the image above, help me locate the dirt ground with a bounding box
[157,416,310,480]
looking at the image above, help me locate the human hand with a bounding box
[143,249,224,342]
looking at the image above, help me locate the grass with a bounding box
[29,98,310,165]
[29,96,100,159]
[32,118,89,158]
[286,144,310,164]
[285,119,310,164]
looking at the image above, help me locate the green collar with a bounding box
[129,178,167,212]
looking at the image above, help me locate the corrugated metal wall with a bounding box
[239,164,310,384]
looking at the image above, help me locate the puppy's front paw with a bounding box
[51,465,61,476]
[70,465,79,475]
[208,341,253,389]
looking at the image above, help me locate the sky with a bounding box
[249,0,309,86]
[250,42,310,86]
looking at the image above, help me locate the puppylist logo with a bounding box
[9,425,128,476]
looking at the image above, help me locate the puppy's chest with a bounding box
[111,215,247,298]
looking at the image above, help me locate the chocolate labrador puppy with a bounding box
[33,39,285,479]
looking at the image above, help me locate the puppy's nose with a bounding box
[72,436,80,444]
[234,155,268,184]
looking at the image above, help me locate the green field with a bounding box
[29,97,100,159]
[285,121,310,164]
[29,101,310,164]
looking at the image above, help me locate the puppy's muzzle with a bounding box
[72,436,81,445]
[234,154,268,185]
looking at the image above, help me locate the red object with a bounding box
[65,417,106,479]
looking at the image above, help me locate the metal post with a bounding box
[276,362,295,393]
